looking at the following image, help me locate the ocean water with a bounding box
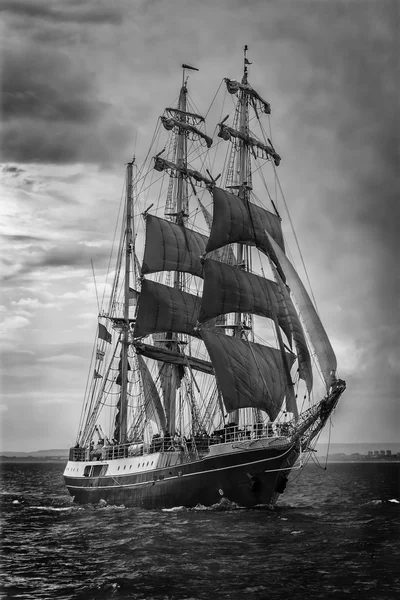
[1,460,399,600]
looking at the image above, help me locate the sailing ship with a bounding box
[64,48,346,509]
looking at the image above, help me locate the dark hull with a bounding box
[64,443,299,509]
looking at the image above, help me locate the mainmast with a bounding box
[225,47,297,423]
[235,45,251,330]
[175,69,189,286]
[168,64,198,435]
[119,159,134,443]
[230,47,251,424]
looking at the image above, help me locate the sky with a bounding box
[0,0,399,452]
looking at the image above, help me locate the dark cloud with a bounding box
[2,119,130,164]
[3,234,47,244]
[1,3,132,164]
[2,241,112,282]
[2,45,106,123]
[256,1,399,297]
[2,165,25,174]
[0,0,123,24]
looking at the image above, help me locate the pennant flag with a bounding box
[96,349,105,361]
[245,58,252,65]
[116,358,131,386]
[182,63,199,71]
[129,287,139,306]
[94,370,102,379]
[98,323,112,344]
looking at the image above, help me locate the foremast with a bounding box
[153,64,202,437]
[224,46,298,422]
[119,159,134,444]
[170,70,188,435]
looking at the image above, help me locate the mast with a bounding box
[175,69,189,285]
[168,65,193,435]
[234,46,250,335]
[119,159,134,443]
[229,46,251,425]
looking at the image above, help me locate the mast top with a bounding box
[243,45,251,84]
[182,63,199,87]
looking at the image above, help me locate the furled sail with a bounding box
[206,187,285,255]
[199,259,292,343]
[154,156,213,187]
[135,342,214,374]
[271,264,313,393]
[160,116,212,148]
[200,329,295,421]
[166,107,205,123]
[267,234,337,388]
[133,279,201,338]
[224,78,271,114]
[142,214,207,277]
[136,354,167,432]
[218,123,280,166]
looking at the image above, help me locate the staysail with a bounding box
[267,233,337,389]
[200,329,295,421]
[271,263,313,393]
[136,354,167,432]
[159,361,180,435]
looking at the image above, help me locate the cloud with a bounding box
[0,0,123,24]
[37,353,83,364]
[11,297,57,309]
[0,315,30,338]
[1,3,130,164]
[2,165,25,176]
[2,238,112,283]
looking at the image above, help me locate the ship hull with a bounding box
[64,442,299,509]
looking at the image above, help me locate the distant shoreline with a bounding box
[326,460,400,464]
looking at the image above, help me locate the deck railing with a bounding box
[68,422,294,462]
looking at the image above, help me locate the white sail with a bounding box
[267,233,337,389]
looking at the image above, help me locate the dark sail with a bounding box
[133,279,201,338]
